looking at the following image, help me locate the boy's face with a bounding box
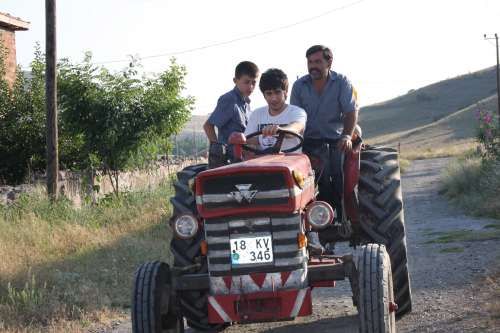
[263,88,287,113]
[234,74,258,98]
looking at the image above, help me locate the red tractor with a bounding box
[132,129,411,333]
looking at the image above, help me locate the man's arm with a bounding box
[337,78,359,152]
[337,110,358,151]
[203,121,218,142]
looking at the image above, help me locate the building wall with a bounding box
[0,27,17,87]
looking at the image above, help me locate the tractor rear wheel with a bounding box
[132,261,183,333]
[170,164,227,332]
[357,244,396,333]
[358,146,412,317]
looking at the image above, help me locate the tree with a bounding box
[58,55,193,193]
[0,44,193,188]
[0,44,46,184]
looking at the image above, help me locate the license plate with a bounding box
[230,235,273,265]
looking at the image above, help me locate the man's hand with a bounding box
[337,135,353,152]
[262,124,281,137]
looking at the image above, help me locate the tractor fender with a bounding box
[343,146,361,223]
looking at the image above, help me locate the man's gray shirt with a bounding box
[290,70,358,140]
[207,87,250,144]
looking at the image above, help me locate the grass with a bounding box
[439,246,464,253]
[398,157,411,173]
[400,142,478,160]
[426,229,500,244]
[440,154,500,219]
[0,181,174,331]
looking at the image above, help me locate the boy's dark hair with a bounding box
[235,61,259,79]
[306,45,333,62]
[259,68,288,93]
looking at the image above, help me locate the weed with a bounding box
[439,247,464,253]
[440,155,500,219]
[426,229,500,244]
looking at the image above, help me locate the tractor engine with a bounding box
[189,154,319,323]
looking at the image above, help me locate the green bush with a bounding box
[0,43,193,187]
[475,107,500,160]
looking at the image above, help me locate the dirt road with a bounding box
[112,157,500,332]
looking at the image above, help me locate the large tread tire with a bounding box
[132,261,183,333]
[170,164,227,332]
[357,244,396,333]
[358,146,412,318]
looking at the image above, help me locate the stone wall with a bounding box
[0,159,204,206]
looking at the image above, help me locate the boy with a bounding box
[244,68,306,152]
[245,68,323,254]
[203,61,259,167]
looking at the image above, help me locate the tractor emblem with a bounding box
[230,184,258,203]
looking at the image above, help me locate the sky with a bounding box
[2,0,500,118]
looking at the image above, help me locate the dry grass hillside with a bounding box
[367,95,498,159]
[359,67,497,139]
[360,67,498,158]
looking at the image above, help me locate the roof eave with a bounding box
[0,13,30,31]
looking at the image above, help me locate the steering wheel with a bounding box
[242,129,304,155]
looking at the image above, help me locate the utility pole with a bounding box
[46,0,59,200]
[193,124,197,161]
[484,33,500,125]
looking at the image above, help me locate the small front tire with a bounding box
[357,244,396,333]
[132,261,184,333]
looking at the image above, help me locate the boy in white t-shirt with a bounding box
[244,68,307,152]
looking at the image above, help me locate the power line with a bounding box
[94,0,368,65]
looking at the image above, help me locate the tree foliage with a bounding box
[58,55,193,192]
[0,44,193,188]
[0,44,46,184]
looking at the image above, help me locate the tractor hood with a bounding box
[195,154,315,219]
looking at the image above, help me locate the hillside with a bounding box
[359,67,497,139]
[368,95,497,158]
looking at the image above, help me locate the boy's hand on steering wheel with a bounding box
[262,124,281,137]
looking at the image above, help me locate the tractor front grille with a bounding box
[204,214,306,277]
[197,172,290,210]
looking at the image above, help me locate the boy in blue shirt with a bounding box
[203,61,259,167]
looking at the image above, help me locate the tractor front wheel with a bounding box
[132,261,183,333]
[357,244,396,333]
[170,164,227,332]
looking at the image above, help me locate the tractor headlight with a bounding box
[306,201,334,230]
[174,214,199,239]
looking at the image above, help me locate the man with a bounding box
[291,45,359,237]
[203,61,259,167]
[291,45,358,152]
[245,68,306,152]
